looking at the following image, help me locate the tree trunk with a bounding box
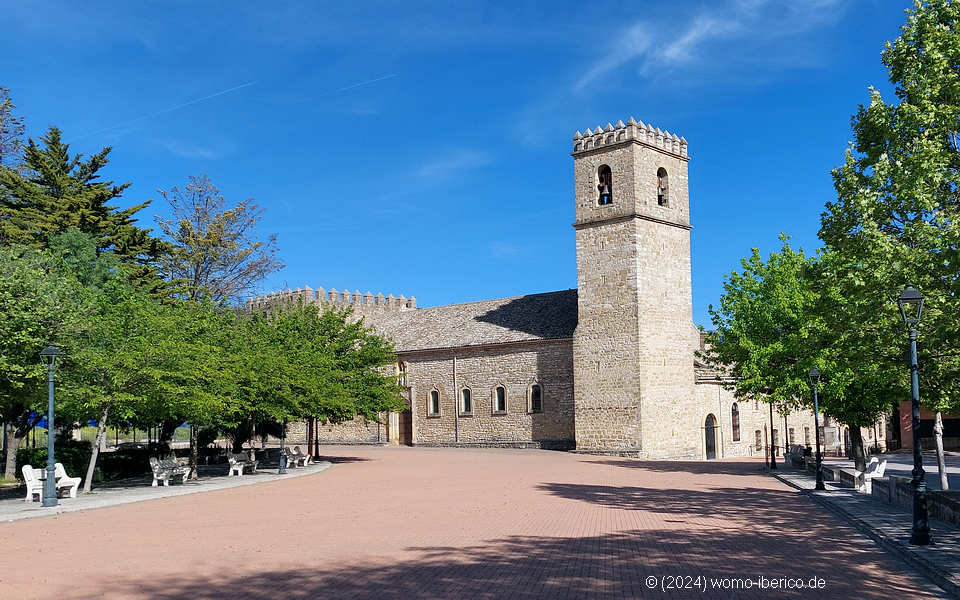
[83,405,111,493]
[3,424,21,479]
[189,424,199,480]
[934,411,949,490]
[849,426,867,472]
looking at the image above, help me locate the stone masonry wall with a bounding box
[635,217,698,460]
[573,217,643,452]
[406,340,575,448]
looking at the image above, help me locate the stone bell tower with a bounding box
[571,118,698,458]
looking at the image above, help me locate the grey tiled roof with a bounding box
[361,289,578,352]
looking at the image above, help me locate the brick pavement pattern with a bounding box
[0,446,946,599]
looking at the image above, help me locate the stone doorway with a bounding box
[704,414,717,460]
[398,407,413,445]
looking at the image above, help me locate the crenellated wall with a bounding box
[573,117,688,157]
[246,286,417,314]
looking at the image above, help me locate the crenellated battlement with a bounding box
[245,286,417,314]
[572,117,687,158]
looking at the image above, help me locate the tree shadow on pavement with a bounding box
[582,458,768,477]
[311,454,371,464]
[89,525,939,600]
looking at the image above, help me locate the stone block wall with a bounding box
[315,417,383,445]
[573,217,642,453]
[406,340,575,448]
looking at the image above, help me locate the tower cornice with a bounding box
[572,117,689,159]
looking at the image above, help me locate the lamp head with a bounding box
[807,366,821,388]
[897,285,924,327]
[39,344,63,367]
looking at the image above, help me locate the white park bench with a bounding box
[856,457,887,493]
[54,463,82,498]
[21,464,82,501]
[149,457,191,486]
[21,465,44,502]
[290,446,311,467]
[228,453,258,476]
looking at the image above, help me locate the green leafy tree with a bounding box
[820,0,960,484]
[65,283,207,491]
[0,241,88,478]
[155,175,283,304]
[0,127,166,290]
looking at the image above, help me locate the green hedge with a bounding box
[16,439,92,481]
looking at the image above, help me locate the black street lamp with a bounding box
[898,284,930,546]
[39,345,63,508]
[768,402,777,470]
[808,367,825,491]
[278,420,287,475]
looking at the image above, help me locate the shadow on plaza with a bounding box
[584,458,769,477]
[538,481,810,527]
[89,525,933,600]
[311,454,371,464]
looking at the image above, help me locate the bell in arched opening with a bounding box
[597,165,613,205]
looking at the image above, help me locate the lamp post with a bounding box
[898,284,930,546]
[768,402,777,470]
[808,367,825,491]
[278,420,287,475]
[39,345,63,507]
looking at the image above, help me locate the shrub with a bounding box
[16,439,92,481]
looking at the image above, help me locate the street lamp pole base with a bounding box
[910,530,931,546]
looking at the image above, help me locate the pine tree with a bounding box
[0,127,166,290]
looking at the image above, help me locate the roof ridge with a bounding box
[414,288,576,312]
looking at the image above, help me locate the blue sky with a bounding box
[1,0,910,326]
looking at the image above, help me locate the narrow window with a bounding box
[772,429,779,455]
[530,384,543,413]
[495,386,506,413]
[804,427,811,447]
[597,165,613,205]
[755,430,762,450]
[656,167,669,206]
[429,390,440,416]
[731,403,740,442]
[461,388,472,414]
[788,427,795,446]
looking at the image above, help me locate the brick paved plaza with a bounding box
[0,447,946,599]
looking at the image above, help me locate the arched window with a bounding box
[597,165,613,205]
[656,167,668,206]
[529,384,543,413]
[494,386,507,414]
[460,388,472,415]
[731,403,741,442]
[755,430,762,450]
[428,390,440,416]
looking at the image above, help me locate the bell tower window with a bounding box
[597,165,613,206]
[657,167,669,206]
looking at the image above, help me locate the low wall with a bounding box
[871,475,960,528]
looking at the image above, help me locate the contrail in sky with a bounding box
[78,73,398,141]
[333,73,398,93]
[76,80,258,140]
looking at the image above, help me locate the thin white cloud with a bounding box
[575,0,844,92]
[416,149,492,178]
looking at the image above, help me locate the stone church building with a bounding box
[248,117,879,460]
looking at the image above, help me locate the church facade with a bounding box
[248,117,869,460]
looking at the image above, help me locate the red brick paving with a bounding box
[0,446,944,599]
